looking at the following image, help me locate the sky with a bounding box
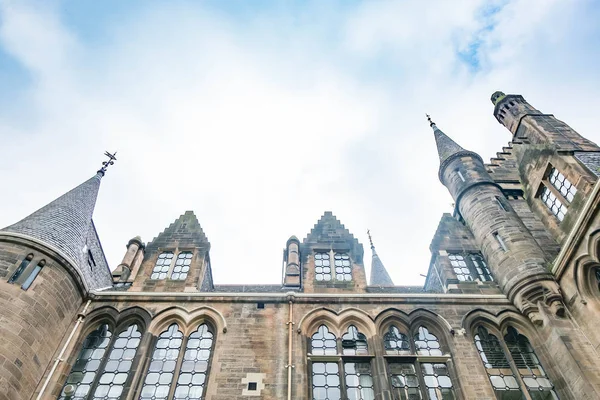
[0,0,599,286]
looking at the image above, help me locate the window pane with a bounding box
[151,252,174,280]
[59,324,112,400]
[312,362,341,400]
[341,326,368,355]
[311,325,337,355]
[92,324,141,400]
[384,325,411,355]
[141,324,183,400]
[448,254,473,281]
[414,326,443,356]
[548,168,576,204]
[174,324,214,399]
[315,253,332,282]
[469,254,493,282]
[334,253,352,281]
[389,363,422,400]
[171,252,193,280]
[344,362,374,400]
[541,186,567,221]
[504,327,559,399]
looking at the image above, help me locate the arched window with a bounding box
[141,323,215,400]
[474,326,522,398]
[504,327,558,399]
[385,325,455,399]
[309,325,374,400]
[59,323,142,399]
[7,253,33,284]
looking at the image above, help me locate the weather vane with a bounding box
[426,113,435,127]
[98,151,117,174]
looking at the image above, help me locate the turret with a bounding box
[112,236,145,283]
[429,115,564,324]
[282,235,301,287]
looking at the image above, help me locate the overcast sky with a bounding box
[0,0,599,286]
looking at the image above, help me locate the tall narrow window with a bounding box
[504,327,558,399]
[334,253,352,281]
[309,325,374,400]
[493,233,508,251]
[21,259,46,290]
[59,325,113,399]
[141,324,183,400]
[171,251,192,280]
[151,252,174,280]
[7,253,33,284]
[495,196,509,212]
[93,325,141,399]
[457,170,466,182]
[386,325,455,399]
[314,252,332,282]
[548,168,577,203]
[470,254,493,282]
[174,324,214,399]
[474,326,522,398]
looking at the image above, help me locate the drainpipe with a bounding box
[286,294,295,400]
[35,300,92,400]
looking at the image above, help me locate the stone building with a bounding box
[1,91,600,400]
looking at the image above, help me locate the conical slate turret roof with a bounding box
[367,232,394,286]
[1,171,113,290]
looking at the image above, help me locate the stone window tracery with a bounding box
[141,322,215,400]
[151,252,174,280]
[309,325,374,400]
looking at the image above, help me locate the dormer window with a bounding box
[151,251,174,280]
[540,166,576,222]
[315,251,352,282]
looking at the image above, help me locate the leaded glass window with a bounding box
[474,327,522,399]
[312,362,341,400]
[171,252,192,280]
[311,325,337,355]
[504,328,558,399]
[93,325,141,399]
[343,362,375,400]
[59,325,112,399]
[414,326,442,356]
[341,326,368,355]
[548,168,576,203]
[541,186,566,221]
[421,363,454,400]
[140,324,183,400]
[174,324,214,400]
[470,254,493,282]
[389,363,421,400]
[151,252,174,280]
[384,325,411,355]
[334,253,352,281]
[448,254,472,281]
[315,252,332,282]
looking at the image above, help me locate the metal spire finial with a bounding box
[367,229,375,249]
[426,113,435,127]
[98,151,117,175]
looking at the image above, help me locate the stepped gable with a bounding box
[146,211,210,250]
[301,211,363,263]
[0,172,112,291]
[484,140,520,183]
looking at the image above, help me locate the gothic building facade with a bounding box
[1,91,600,400]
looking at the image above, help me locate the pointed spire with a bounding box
[367,230,394,286]
[427,114,467,164]
[2,172,104,273]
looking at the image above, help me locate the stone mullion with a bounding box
[123,330,154,400]
[85,326,118,400]
[499,339,533,400]
[166,334,189,400]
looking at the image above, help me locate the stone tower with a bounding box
[429,115,564,324]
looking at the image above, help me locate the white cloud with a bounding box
[0,0,598,286]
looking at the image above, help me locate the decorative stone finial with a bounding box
[367,229,374,249]
[426,113,435,127]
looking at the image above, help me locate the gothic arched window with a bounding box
[474,326,522,398]
[59,323,142,400]
[386,325,455,399]
[141,323,215,400]
[309,325,374,400]
[504,327,558,399]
